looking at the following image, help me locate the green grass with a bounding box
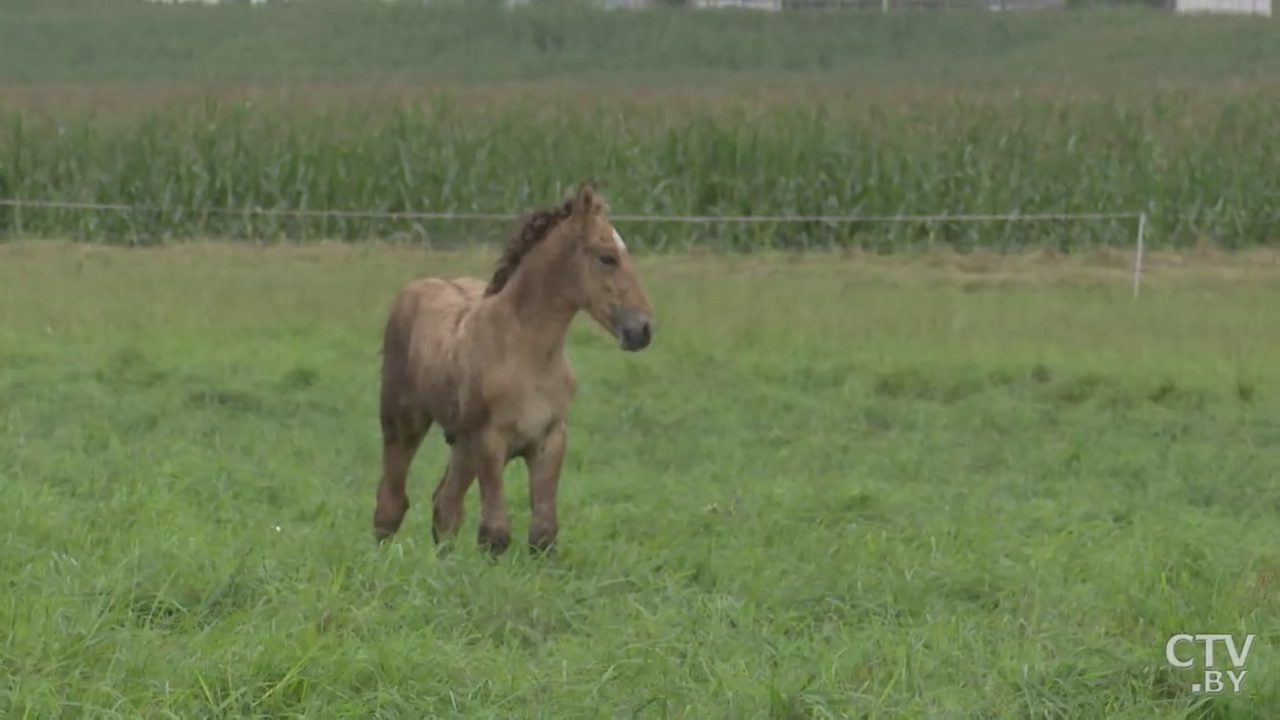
[1,0,1278,87]
[1,241,1278,717]
[3,92,1278,249]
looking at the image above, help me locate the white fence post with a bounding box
[1132,212,1147,299]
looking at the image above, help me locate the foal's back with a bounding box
[385,276,484,354]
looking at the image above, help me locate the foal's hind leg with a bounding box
[373,409,430,544]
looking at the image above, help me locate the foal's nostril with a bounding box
[613,308,653,351]
[624,320,652,351]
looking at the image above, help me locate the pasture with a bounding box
[2,0,1280,717]
[2,242,1278,717]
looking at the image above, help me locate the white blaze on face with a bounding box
[611,228,627,252]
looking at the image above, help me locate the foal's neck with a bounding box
[492,239,577,365]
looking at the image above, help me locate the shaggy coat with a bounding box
[373,182,654,555]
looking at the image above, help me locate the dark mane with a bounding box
[484,199,575,297]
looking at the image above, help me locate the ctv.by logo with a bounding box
[1165,634,1256,694]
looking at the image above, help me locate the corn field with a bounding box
[1,93,1277,250]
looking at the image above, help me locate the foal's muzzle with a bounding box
[612,306,653,352]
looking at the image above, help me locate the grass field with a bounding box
[1,242,1278,717]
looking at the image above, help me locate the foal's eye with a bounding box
[598,255,618,267]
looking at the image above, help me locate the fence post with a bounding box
[1132,211,1147,299]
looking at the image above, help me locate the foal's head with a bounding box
[562,182,654,352]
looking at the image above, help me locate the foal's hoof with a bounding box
[430,526,458,557]
[477,524,512,556]
[372,495,408,546]
[373,520,401,545]
[528,542,557,559]
[528,533,558,558]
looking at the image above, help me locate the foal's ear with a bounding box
[571,180,603,217]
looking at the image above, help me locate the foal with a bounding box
[373,182,655,555]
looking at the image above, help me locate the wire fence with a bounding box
[0,197,1156,253]
[0,196,1153,297]
[0,198,1141,225]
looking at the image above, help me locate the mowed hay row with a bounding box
[1,91,1278,250]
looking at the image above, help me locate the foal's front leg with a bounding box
[525,421,567,555]
[473,429,513,556]
[431,443,477,548]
